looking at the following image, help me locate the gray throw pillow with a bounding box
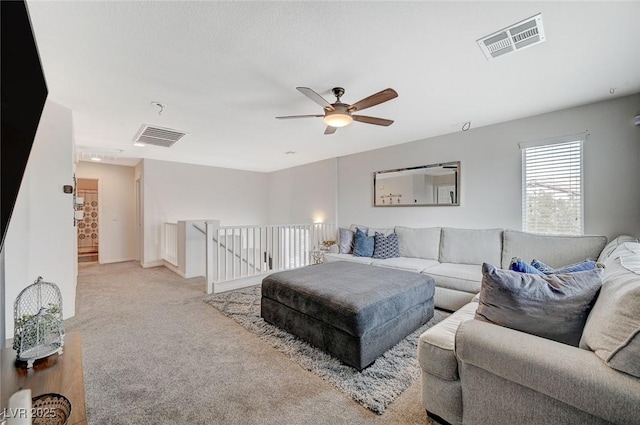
[372,232,399,259]
[476,263,603,347]
[338,228,354,254]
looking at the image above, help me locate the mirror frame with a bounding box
[373,161,460,207]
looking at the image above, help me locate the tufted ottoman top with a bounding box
[262,261,434,337]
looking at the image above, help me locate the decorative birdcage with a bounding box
[13,276,65,368]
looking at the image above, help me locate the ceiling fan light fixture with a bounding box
[323,111,353,128]
[278,86,397,134]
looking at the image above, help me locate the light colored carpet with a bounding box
[66,261,443,424]
[205,285,448,414]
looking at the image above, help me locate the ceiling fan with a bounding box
[276,87,398,135]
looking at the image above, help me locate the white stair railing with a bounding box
[205,222,335,294]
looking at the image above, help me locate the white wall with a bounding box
[267,158,338,225]
[142,159,269,266]
[338,94,640,240]
[76,161,136,264]
[3,100,76,337]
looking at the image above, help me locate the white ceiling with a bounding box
[27,1,640,172]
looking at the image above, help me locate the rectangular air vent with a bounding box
[133,124,187,147]
[477,13,545,60]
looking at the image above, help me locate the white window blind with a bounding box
[520,134,585,235]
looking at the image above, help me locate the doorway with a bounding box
[77,178,99,263]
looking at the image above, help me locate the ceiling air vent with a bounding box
[477,13,545,60]
[133,124,187,148]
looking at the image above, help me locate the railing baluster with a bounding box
[201,222,332,287]
[216,228,221,284]
[298,225,302,267]
[226,229,230,281]
[278,226,282,270]
[250,228,254,276]
[294,225,298,268]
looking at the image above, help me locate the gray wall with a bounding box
[337,94,640,240]
[268,158,337,225]
[141,159,269,266]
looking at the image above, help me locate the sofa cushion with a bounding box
[353,228,374,257]
[338,228,355,254]
[422,263,482,294]
[476,263,603,346]
[439,228,502,266]
[418,300,478,380]
[367,227,394,237]
[350,224,393,237]
[501,230,607,269]
[372,257,439,273]
[349,224,369,233]
[580,242,640,378]
[395,226,441,260]
[372,232,400,259]
[324,253,374,265]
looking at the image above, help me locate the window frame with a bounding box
[519,132,586,236]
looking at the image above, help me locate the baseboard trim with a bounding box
[142,260,164,269]
[213,275,265,293]
[163,261,186,278]
[100,257,136,265]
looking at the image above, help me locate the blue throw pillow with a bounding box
[532,259,598,274]
[509,257,544,275]
[353,228,374,257]
[372,232,399,259]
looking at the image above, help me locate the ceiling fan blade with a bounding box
[296,87,334,111]
[276,114,324,119]
[324,126,337,135]
[352,115,394,126]
[348,88,398,112]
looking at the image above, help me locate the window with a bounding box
[520,133,585,235]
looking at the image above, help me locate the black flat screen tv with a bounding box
[1,0,49,249]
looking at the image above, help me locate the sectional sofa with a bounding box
[327,226,639,424]
[325,226,607,311]
[418,236,640,425]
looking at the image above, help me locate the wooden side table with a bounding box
[1,332,87,425]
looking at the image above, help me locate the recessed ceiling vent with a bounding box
[133,124,187,148]
[477,13,545,60]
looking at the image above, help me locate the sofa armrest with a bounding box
[456,320,640,425]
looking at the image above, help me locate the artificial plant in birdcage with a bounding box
[13,276,65,368]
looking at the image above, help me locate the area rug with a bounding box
[205,285,448,414]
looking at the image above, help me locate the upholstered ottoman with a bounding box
[261,261,435,370]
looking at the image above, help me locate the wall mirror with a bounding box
[373,161,460,206]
